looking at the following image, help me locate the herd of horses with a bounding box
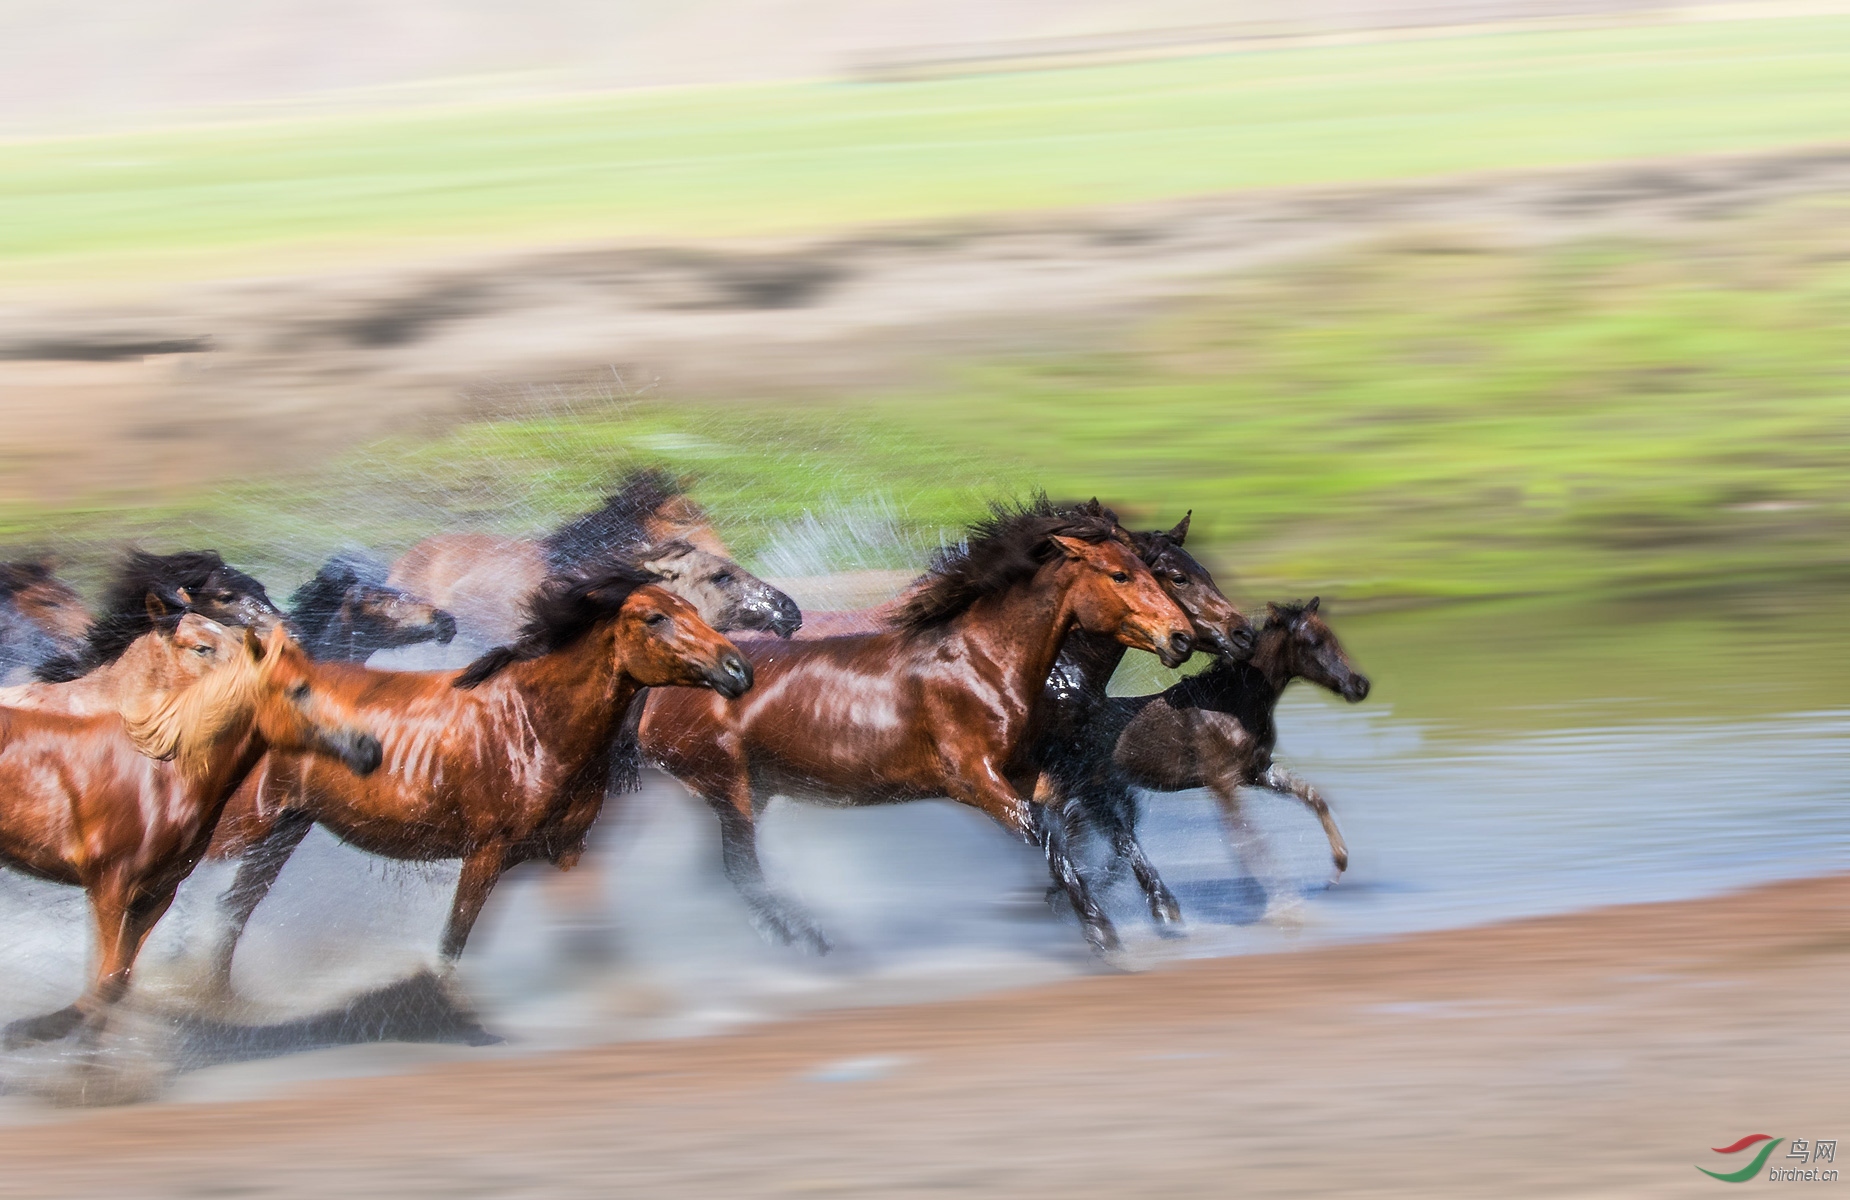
[0,470,1369,1051]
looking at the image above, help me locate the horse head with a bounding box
[1051,534,1194,669]
[1134,512,1253,659]
[614,585,753,699]
[637,542,802,639]
[1263,597,1370,703]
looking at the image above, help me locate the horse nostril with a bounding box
[722,654,753,693]
[1169,632,1193,658]
[349,734,384,775]
[433,612,457,643]
[1350,676,1372,702]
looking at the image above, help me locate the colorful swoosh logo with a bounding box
[1698,1134,1783,1182]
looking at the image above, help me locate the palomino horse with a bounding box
[287,553,457,662]
[390,468,800,645]
[1077,598,1371,919]
[639,497,1195,954]
[0,624,382,1047]
[197,566,752,1023]
[0,561,88,685]
[37,550,284,682]
[0,610,248,718]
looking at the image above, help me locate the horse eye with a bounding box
[1110,572,1132,584]
[192,644,212,656]
[1171,574,1189,586]
[645,612,671,627]
[290,682,311,701]
[711,573,733,586]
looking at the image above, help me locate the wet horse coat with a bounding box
[640,498,1196,954]
[197,568,753,1017]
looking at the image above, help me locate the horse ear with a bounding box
[1166,511,1192,545]
[1049,535,1091,561]
[145,592,173,623]
[1266,601,1283,619]
[259,624,292,662]
[1306,596,1321,613]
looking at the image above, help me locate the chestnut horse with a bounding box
[0,625,382,1047]
[0,610,248,718]
[639,498,1195,954]
[195,566,752,1020]
[390,469,800,645]
[1072,598,1371,920]
[36,549,284,682]
[0,561,88,685]
[287,553,457,662]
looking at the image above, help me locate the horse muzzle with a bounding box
[1204,622,1255,660]
[334,731,384,776]
[708,652,754,699]
[430,610,458,644]
[766,594,803,639]
[1156,630,1193,670]
[1342,674,1372,703]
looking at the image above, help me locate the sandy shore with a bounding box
[0,873,1843,1197]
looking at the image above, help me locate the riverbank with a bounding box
[3,872,1843,1197]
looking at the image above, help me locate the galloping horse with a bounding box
[639,497,1195,954]
[287,553,457,662]
[1028,511,1252,927]
[196,566,753,1019]
[1074,598,1371,918]
[0,561,89,684]
[0,610,249,718]
[390,469,800,644]
[36,550,283,682]
[0,624,382,1047]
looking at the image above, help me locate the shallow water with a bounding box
[0,590,1843,1109]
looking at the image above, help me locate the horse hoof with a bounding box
[1152,895,1184,926]
[1083,923,1121,955]
[4,1006,85,1049]
[461,1025,506,1047]
[1332,851,1349,874]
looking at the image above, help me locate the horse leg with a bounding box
[1205,774,1295,918]
[709,798,832,955]
[956,764,1118,954]
[1260,764,1349,881]
[204,809,315,995]
[5,875,176,1048]
[424,843,512,1047]
[1100,787,1181,928]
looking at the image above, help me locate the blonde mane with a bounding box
[122,642,265,777]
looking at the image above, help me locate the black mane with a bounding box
[891,495,1125,634]
[541,468,686,574]
[287,553,386,644]
[454,562,662,689]
[0,559,59,599]
[35,549,274,682]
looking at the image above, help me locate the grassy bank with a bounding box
[5,211,1847,624]
[7,16,1850,279]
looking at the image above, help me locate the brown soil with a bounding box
[6,144,1850,509]
[1,873,1844,1197]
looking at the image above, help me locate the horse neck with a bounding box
[1241,625,1297,699]
[954,569,1081,712]
[491,622,637,769]
[1051,630,1127,697]
[83,638,170,704]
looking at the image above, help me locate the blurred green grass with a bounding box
[7,213,1847,618]
[7,16,1850,278]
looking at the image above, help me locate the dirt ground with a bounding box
[0,873,1842,1197]
[6,143,1850,508]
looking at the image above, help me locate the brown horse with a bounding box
[36,549,285,683]
[0,560,90,685]
[390,469,800,644]
[1077,598,1371,920]
[639,497,1195,954]
[0,610,248,717]
[196,566,752,1020]
[0,625,382,1047]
